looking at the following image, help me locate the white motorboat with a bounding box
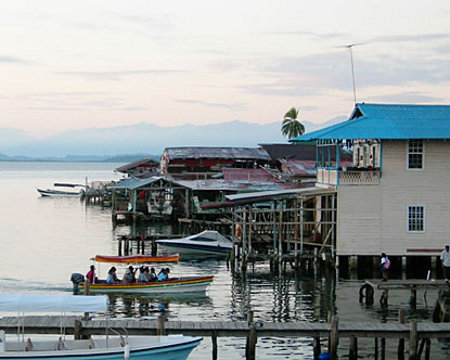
[156,230,232,256]
[37,183,86,198]
[0,294,201,360]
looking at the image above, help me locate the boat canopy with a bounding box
[0,294,108,313]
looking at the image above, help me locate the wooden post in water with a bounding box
[157,315,165,336]
[381,337,386,360]
[409,320,418,360]
[211,330,218,360]
[313,336,321,360]
[349,336,358,360]
[329,316,339,360]
[246,311,257,360]
[84,280,90,295]
[118,238,122,256]
[398,309,405,360]
[74,319,82,340]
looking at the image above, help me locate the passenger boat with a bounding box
[78,276,214,294]
[37,183,86,198]
[0,294,201,360]
[156,230,232,256]
[94,254,180,264]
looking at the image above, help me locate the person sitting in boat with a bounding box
[138,266,149,283]
[157,268,168,282]
[149,267,157,281]
[123,266,137,283]
[165,267,170,280]
[106,267,119,284]
[86,265,98,284]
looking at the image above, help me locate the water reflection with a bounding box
[107,293,212,318]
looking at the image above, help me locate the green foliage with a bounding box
[281,107,305,139]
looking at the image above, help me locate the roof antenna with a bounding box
[338,43,366,105]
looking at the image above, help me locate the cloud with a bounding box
[0,56,31,64]
[175,99,248,111]
[19,91,146,111]
[56,69,189,81]
[364,91,444,103]
[370,33,449,43]
[256,50,449,93]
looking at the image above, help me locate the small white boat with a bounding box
[156,230,232,256]
[37,183,86,198]
[0,294,201,360]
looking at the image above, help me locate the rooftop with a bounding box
[292,103,450,141]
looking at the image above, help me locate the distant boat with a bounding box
[94,254,180,264]
[156,230,233,256]
[37,183,86,198]
[0,294,201,360]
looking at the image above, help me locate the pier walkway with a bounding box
[1,315,449,359]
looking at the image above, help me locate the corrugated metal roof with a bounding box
[175,179,299,191]
[115,158,159,172]
[165,147,271,160]
[225,186,335,204]
[291,103,450,141]
[222,168,281,182]
[108,176,164,190]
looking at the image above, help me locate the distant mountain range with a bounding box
[0,116,346,161]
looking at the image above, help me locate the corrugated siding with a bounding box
[337,140,450,256]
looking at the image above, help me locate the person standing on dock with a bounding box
[440,245,450,282]
[381,253,390,282]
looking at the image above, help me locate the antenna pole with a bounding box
[348,46,357,104]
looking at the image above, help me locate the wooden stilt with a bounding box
[349,336,358,360]
[313,337,321,360]
[398,309,405,360]
[409,320,417,360]
[212,331,218,360]
[329,316,339,360]
[381,337,385,360]
[157,315,165,336]
[374,338,378,360]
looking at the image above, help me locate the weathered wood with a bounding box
[398,309,405,360]
[349,335,357,360]
[157,315,165,336]
[329,316,338,360]
[409,320,418,360]
[212,331,218,360]
[313,336,321,360]
[381,337,385,360]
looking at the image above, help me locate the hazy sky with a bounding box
[0,0,448,136]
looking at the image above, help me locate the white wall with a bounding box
[337,140,450,256]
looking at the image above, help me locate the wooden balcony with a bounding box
[317,168,381,186]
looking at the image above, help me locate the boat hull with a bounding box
[37,189,82,197]
[80,276,213,294]
[0,336,201,360]
[156,242,231,256]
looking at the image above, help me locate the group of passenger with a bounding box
[86,265,171,285]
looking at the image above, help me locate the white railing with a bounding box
[339,170,381,184]
[317,168,381,185]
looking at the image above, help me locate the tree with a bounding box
[281,107,305,139]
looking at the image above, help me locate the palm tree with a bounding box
[281,107,305,139]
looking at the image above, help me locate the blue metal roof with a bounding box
[291,103,450,141]
[108,176,163,190]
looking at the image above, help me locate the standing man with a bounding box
[440,245,450,282]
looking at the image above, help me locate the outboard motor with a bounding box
[71,273,85,295]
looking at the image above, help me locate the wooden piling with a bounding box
[349,336,357,360]
[246,311,257,360]
[409,320,418,360]
[381,337,386,360]
[74,320,82,340]
[313,337,321,360]
[329,316,338,360]
[398,309,405,360]
[212,331,218,360]
[157,315,165,336]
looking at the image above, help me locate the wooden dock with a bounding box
[361,280,449,307]
[1,314,449,360]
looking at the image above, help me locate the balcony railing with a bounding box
[317,168,381,186]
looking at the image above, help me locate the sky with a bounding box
[0,0,449,137]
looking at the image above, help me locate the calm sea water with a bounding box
[0,162,448,359]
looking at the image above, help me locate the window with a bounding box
[408,140,424,169]
[408,206,424,232]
